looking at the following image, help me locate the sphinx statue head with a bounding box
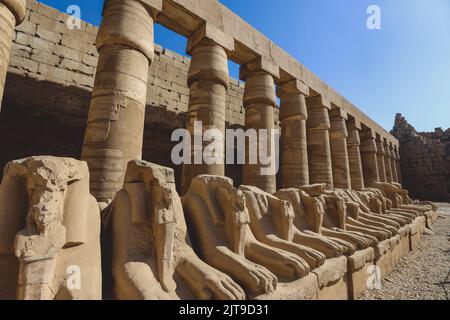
[272,200,295,241]
[0,156,101,300]
[215,186,250,255]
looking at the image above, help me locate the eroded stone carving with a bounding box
[110,161,245,300]
[239,185,328,270]
[183,175,312,297]
[0,156,101,300]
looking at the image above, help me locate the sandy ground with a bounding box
[361,203,450,300]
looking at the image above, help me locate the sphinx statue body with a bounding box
[0,157,101,300]
[110,161,245,300]
[182,175,311,297]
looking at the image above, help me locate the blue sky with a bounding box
[39,0,450,132]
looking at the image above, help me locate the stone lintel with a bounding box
[186,22,235,55]
[240,56,280,81]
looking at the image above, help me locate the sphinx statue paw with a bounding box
[245,263,278,295]
[320,239,347,258]
[301,248,327,269]
[197,272,246,300]
[272,249,311,278]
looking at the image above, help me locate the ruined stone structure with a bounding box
[392,114,450,202]
[0,0,439,300]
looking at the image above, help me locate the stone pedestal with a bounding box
[181,35,231,194]
[374,237,397,279]
[81,0,157,203]
[241,68,278,194]
[376,139,387,182]
[0,0,26,110]
[313,256,348,300]
[347,247,375,300]
[306,96,333,188]
[278,80,309,188]
[329,109,351,189]
[347,119,365,190]
[391,226,410,264]
[360,128,380,187]
[253,273,318,300]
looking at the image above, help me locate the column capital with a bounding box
[1,0,27,24]
[186,22,234,55]
[98,0,158,61]
[243,71,277,108]
[240,56,280,81]
[187,38,229,86]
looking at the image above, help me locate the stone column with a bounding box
[389,143,398,183]
[306,96,333,188]
[360,127,379,187]
[383,141,393,182]
[329,108,351,189]
[277,80,309,189]
[181,24,234,194]
[81,0,160,204]
[375,137,387,182]
[394,145,403,185]
[346,119,365,190]
[240,58,279,194]
[0,0,26,110]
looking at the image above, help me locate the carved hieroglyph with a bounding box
[110,160,245,300]
[81,0,157,206]
[329,108,351,189]
[0,156,101,300]
[306,96,333,188]
[346,119,365,191]
[181,25,234,194]
[376,138,387,183]
[278,80,310,188]
[360,127,380,187]
[241,69,278,194]
[0,0,26,110]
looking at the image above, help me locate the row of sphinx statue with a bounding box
[0,156,436,300]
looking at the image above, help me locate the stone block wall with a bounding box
[0,0,266,186]
[392,113,450,201]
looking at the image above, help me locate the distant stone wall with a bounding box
[392,114,450,201]
[0,0,263,186]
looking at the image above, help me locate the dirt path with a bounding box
[361,203,450,300]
